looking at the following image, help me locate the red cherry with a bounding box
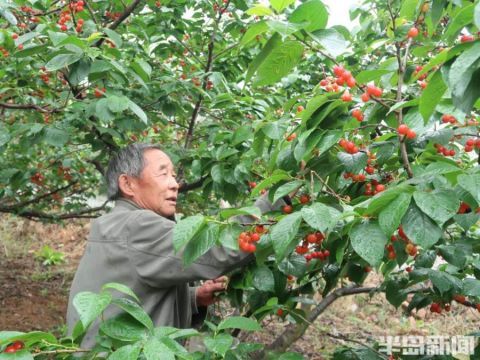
[397,124,409,135]
[306,233,317,243]
[251,233,260,242]
[341,91,352,102]
[296,105,304,113]
[365,166,375,175]
[333,65,345,77]
[282,205,293,214]
[460,34,475,43]
[375,184,385,192]
[406,129,416,139]
[299,194,310,204]
[12,33,18,39]
[361,92,370,102]
[407,27,419,38]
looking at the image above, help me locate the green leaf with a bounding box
[173,215,205,252]
[278,253,307,278]
[241,21,269,46]
[448,42,480,101]
[301,203,341,233]
[104,28,123,48]
[0,9,17,26]
[107,95,129,113]
[349,221,388,266]
[366,187,411,215]
[218,316,262,331]
[204,334,234,357]
[100,314,147,342]
[101,283,140,302]
[43,128,69,147]
[73,291,112,329]
[445,4,474,42]
[108,343,142,360]
[112,298,154,331]
[143,337,175,360]
[45,53,82,71]
[96,98,115,122]
[0,350,33,360]
[400,0,419,20]
[401,204,442,248]
[220,206,262,220]
[428,270,462,295]
[355,69,393,84]
[273,180,304,204]
[245,34,282,84]
[316,130,342,155]
[457,173,480,204]
[300,95,331,124]
[385,280,408,308]
[252,266,275,292]
[413,189,459,226]
[463,279,480,296]
[379,193,412,236]
[246,5,273,16]
[269,0,295,12]
[131,59,152,82]
[289,0,328,32]
[127,99,148,124]
[337,151,368,173]
[266,20,306,39]
[475,1,480,28]
[253,41,304,86]
[310,29,348,58]
[251,171,292,197]
[183,223,219,266]
[419,71,447,122]
[271,212,303,261]
[0,332,57,347]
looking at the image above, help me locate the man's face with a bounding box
[130,149,179,217]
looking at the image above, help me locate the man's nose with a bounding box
[170,176,179,190]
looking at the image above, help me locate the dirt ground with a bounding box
[0,214,478,358]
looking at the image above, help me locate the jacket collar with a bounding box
[114,198,177,222]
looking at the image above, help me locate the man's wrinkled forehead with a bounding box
[144,149,175,170]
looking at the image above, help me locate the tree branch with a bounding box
[94,0,143,47]
[178,176,208,193]
[0,102,59,113]
[0,200,110,221]
[254,286,379,358]
[183,0,230,149]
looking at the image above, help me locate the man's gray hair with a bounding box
[106,143,162,200]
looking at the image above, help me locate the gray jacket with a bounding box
[66,199,257,348]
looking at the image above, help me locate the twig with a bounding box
[311,171,345,202]
[172,35,206,67]
[94,0,143,47]
[83,0,99,26]
[0,200,109,221]
[0,102,59,113]
[183,0,230,149]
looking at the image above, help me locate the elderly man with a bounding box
[66,143,256,348]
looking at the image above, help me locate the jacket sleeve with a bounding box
[126,210,253,288]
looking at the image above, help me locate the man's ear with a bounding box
[118,174,136,198]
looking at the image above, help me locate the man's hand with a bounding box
[195,276,228,307]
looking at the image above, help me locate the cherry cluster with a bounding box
[434,143,455,157]
[295,231,329,262]
[3,341,24,354]
[387,225,418,260]
[0,46,10,58]
[397,124,416,139]
[360,83,383,103]
[441,114,457,124]
[364,181,385,196]
[39,67,50,84]
[105,11,122,20]
[30,172,45,186]
[94,87,106,98]
[238,225,265,253]
[338,138,358,154]
[464,138,480,152]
